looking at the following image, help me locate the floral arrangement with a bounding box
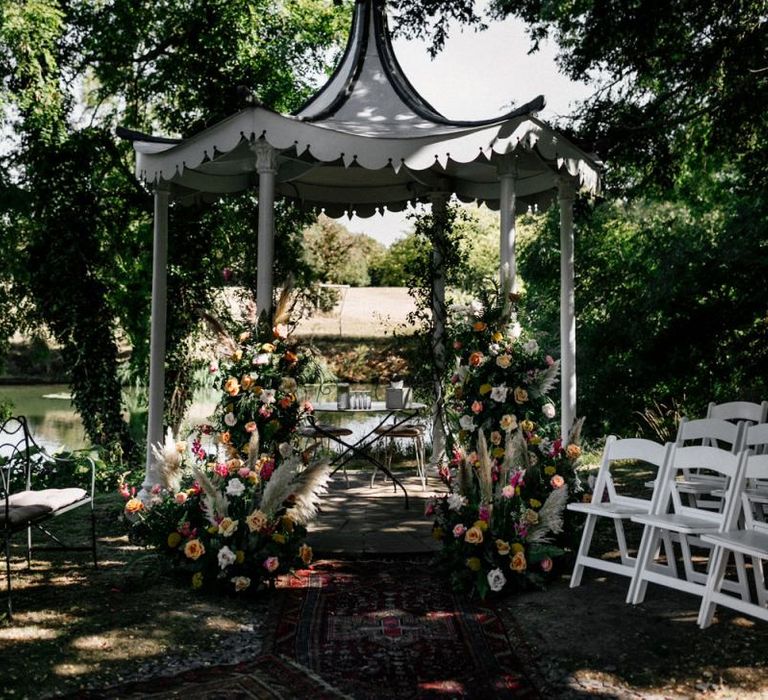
[122,428,330,593]
[205,288,316,460]
[427,292,584,598]
[121,285,331,594]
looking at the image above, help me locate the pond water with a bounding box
[0,383,431,454]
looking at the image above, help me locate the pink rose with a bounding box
[471,400,483,414]
[215,463,229,477]
[541,557,553,572]
[550,474,565,489]
[174,492,188,505]
[302,400,314,413]
[502,485,515,499]
[238,467,251,479]
[479,506,490,522]
[264,556,280,573]
[453,524,467,538]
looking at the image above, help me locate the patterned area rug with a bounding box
[273,559,540,699]
[65,654,349,699]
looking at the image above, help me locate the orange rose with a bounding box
[510,551,527,572]
[468,351,484,367]
[184,539,205,560]
[464,526,484,545]
[284,351,298,364]
[550,474,565,489]
[238,331,251,343]
[299,544,313,566]
[124,498,144,514]
[472,321,487,332]
[220,431,231,444]
[224,377,240,397]
[566,444,582,460]
[244,421,257,433]
[240,375,254,391]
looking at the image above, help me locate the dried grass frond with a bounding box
[477,431,493,505]
[527,486,569,543]
[199,311,238,357]
[529,360,561,399]
[151,429,183,492]
[287,460,332,525]
[260,456,300,517]
[568,416,585,445]
[246,431,260,472]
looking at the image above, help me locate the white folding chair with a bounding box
[672,418,745,510]
[628,444,750,606]
[568,437,675,589]
[698,451,768,627]
[707,400,768,425]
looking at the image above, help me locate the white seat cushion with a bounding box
[8,488,88,511]
[701,530,768,559]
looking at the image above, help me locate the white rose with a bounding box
[487,567,507,593]
[459,415,476,432]
[253,353,271,366]
[542,403,556,419]
[224,411,237,427]
[259,389,276,404]
[490,385,508,403]
[470,300,484,317]
[509,321,522,340]
[231,576,251,592]
[523,339,539,355]
[226,478,245,497]
[447,493,467,512]
[488,343,500,357]
[217,545,236,570]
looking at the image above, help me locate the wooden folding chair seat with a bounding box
[568,437,675,589]
[698,451,768,626]
[628,445,749,606]
[1,416,97,620]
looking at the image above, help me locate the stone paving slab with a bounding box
[307,470,445,555]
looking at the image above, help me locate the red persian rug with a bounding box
[273,558,540,699]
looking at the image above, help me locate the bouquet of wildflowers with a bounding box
[122,428,330,594]
[427,291,584,597]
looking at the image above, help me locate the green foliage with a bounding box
[0,1,349,465]
[303,214,385,287]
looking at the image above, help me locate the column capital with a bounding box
[153,181,171,195]
[253,140,278,174]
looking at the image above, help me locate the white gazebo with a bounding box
[120,0,601,489]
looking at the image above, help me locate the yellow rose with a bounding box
[511,543,525,554]
[224,377,240,397]
[281,515,295,532]
[207,525,218,534]
[529,498,542,509]
[235,549,245,564]
[496,354,511,369]
[473,519,489,532]
[241,375,254,391]
[520,419,535,432]
[232,575,250,592]
[432,526,444,540]
[492,447,505,458]
[272,533,286,545]
[299,544,313,566]
[175,441,187,454]
[500,414,517,431]
[464,526,484,545]
[219,517,238,537]
[191,572,204,589]
[167,532,182,548]
[492,331,504,342]
[479,383,493,395]
[246,509,268,533]
[124,498,144,514]
[466,557,482,571]
[544,466,557,476]
[261,343,275,352]
[232,349,243,362]
[523,509,539,525]
[496,539,511,556]
[184,539,205,561]
[514,387,529,404]
[238,331,251,343]
[529,435,542,445]
[510,551,527,572]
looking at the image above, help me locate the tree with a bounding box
[0,0,349,464]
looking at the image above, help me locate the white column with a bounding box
[254,141,278,318]
[429,192,449,468]
[498,156,517,293]
[559,178,576,439]
[144,184,170,491]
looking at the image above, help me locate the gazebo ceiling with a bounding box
[119,0,600,215]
